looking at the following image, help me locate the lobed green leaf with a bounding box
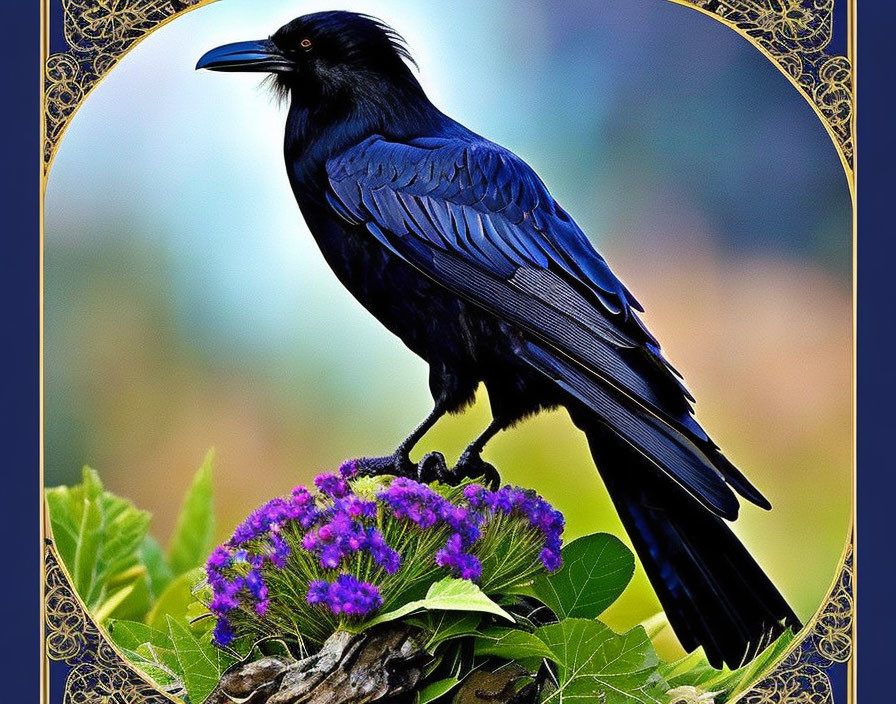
[473,626,556,661]
[108,619,184,692]
[531,533,635,621]
[167,615,236,704]
[534,619,667,704]
[45,467,151,621]
[146,567,205,631]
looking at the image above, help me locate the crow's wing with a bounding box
[325,135,767,518]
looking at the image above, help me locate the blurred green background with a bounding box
[44,0,852,659]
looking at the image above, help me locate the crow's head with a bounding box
[196,11,419,105]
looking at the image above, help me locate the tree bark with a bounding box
[207,624,538,704]
[207,626,426,704]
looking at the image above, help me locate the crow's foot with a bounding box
[416,452,450,483]
[354,451,451,484]
[450,451,501,489]
[354,452,416,479]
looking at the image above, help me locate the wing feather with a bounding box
[325,135,767,512]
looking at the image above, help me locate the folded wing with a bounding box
[325,135,769,518]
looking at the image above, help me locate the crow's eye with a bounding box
[300,38,312,51]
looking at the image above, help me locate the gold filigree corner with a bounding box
[44,0,211,173]
[673,0,854,176]
[44,541,180,703]
[741,541,853,704]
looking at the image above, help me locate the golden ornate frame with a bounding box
[40,1,857,702]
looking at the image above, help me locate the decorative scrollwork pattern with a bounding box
[677,0,853,171]
[45,540,178,703]
[741,542,853,704]
[43,0,207,169]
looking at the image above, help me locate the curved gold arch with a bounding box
[42,0,219,177]
[40,1,857,703]
[669,0,854,193]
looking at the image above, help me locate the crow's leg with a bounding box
[450,419,504,488]
[356,402,448,478]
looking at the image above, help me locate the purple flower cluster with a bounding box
[314,472,350,499]
[301,511,400,573]
[377,477,445,528]
[206,467,400,644]
[464,484,565,571]
[306,574,383,615]
[205,548,270,646]
[231,486,319,544]
[436,533,482,580]
[379,477,485,580]
[205,462,564,648]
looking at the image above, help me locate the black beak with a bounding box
[196,39,295,73]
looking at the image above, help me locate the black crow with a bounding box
[197,10,801,668]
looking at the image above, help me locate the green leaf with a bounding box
[167,451,215,577]
[722,629,796,697]
[74,469,104,597]
[141,535,174,599]
[532,533,635,620]
[534,619,666,704]
[474,627,557,661]
[45,467,152,620]
[109,619,171,651]
[364,578,514,628]
[146,567,204,631]
[407,612,482,652]
[94,582,139,623]
[101,564,154,622]
[108,619,183,692]
[416,676,462,704]
[662,629,796,699]
[167,615,236,704]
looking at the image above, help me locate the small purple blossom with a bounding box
[206,546,230,572]
[208,576,242,614]
[378,477,446,528]
[366,527,401,574]
[306,574,383,616]
[245,569,269,602]
[438,502,481,546]
[212,617,235,646]
[332,494,377,521]
[540,547,562,572]
[464,484,565,572]
[231,491,320,544]
[462,484,490,509]
[268,533,291,569]
[304,511,371,569]
[339,459,360,479]
[436,533,482,581]
[315,472,351,498]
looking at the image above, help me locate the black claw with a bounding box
[451,452,501,489]
[353,450,499,488]
[417,452,449,483]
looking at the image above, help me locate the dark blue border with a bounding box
[4,0,40,698]
[856,1,893,701]
[9,0,888,701]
